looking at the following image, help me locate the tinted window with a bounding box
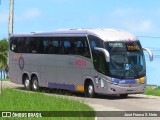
[29,38,38,53]
[60,37,91,58]
[10,36,91,58]
[88,35,104,49]
[10,37,29,53]
[76,37,90,58]
[92,50,109,75]
[10,37,18,52]
[42,37,60,54]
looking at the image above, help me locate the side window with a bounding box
[10,37,29,53]
[76,37,91,59]
[93,50,109,75]
[10,37,30,53]
[60,37,91,58]
[43,38,51,54]
[88,35,104,60]
[37,38,44,53]
[29,38,38,53]
[17,37,25,53]
[88,35,104,49]
[61,37,76,55]
[51,38,60,54]
[63,38,71,54]
[23,38,30,53]
[10,37,18,52]
[42,37,61,54]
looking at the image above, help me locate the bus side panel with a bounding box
[58,55,93,92]
[28,54,47,87]
[46,66,58,84]
[9,51,23,84]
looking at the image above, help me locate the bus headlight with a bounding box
[137,77,145,83]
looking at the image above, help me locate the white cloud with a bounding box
[107,8,154,33]
[0,11,9,23]
[113,8,134,16]
[123,19,153,33]
[16,8,41,22]
[24,8,41,20]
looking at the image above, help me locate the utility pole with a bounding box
[8,0,14,37]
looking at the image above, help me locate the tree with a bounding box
[0,38,8,72]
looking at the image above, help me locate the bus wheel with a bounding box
[24,76,31,90]
[31,76,39,91]
[120,94,128,98]
[85,81,96,98]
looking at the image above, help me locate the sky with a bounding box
[0,0,160,85]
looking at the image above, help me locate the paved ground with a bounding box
[1,81,160,120]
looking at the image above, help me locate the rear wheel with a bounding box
[24,76,31,90]
[85,81,96,98]
[120,94,128,98]
[31,76,39,91]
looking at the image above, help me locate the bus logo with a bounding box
[19,56,24,70]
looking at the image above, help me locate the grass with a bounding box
[0,78,9,81]
[0,88,95,120]
[144,86,160,96]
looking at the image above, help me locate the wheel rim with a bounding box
[25,79,30,88]
[33,79,38,90]
[88,84,93,95]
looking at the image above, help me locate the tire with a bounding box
[120,94,128,98]
[85,81,96,98]
[31,76,39,91]
[24,76,31,90]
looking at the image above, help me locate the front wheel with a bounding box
[31,76,40,91]
[85,81,96,98]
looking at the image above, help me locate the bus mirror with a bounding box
[143,48,153,61]
[94,47,110,62]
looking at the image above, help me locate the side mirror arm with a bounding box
[94,47,110,62]
[143,48,153,61]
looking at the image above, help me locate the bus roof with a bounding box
[10,28,138,41]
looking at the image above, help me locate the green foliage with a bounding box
[0,38,8,52]
[144,86,160,96]
[0,38,8,70]
[0,89,94,120]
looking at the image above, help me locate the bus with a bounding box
[9,28,153,98]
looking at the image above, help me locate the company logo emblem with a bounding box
[19,56,24,70]
[2,112,11,117]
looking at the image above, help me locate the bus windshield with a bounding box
[105,41,146,79]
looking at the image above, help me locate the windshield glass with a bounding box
[105,41,146,79]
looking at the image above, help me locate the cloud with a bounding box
[0,11,9,23]
[123,19,153,33]
[16,8,41,22]
[24,8,41,20]
[107,8,154,33]
[113,8,135,17]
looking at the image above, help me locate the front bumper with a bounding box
[95,83,146,95]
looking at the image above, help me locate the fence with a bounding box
[0,70,7,79]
